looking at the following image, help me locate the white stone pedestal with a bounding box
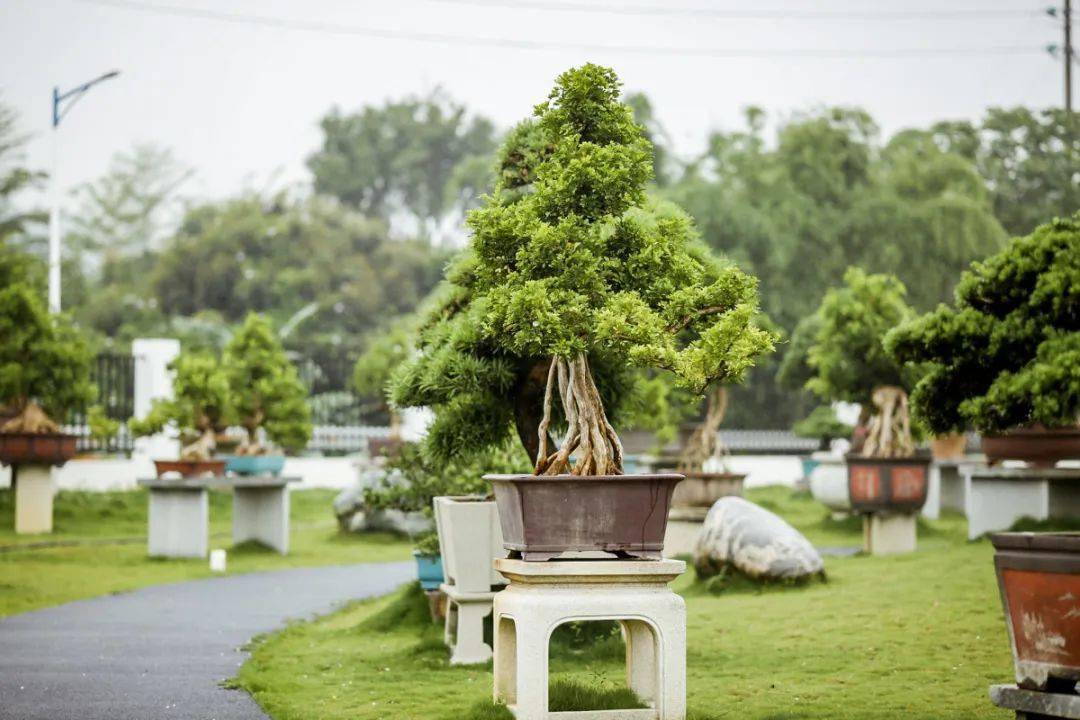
[441,582,497,665]
[965,468,1080,539]
[140,479,209,558]
[493,558,687,720]
[14,464,54,534]
[863,513,916,555]
[663,507,707,558]
[232,478,291,554]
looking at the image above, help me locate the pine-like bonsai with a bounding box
[0,283,95,434]
[129,352,233,461]
[805,268,917,458]
[391,64,774,476]
[223,314,311,455]
[886,213,1080,434]
[353,326,412,436]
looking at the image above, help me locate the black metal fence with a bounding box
[68,353,136,454]
[298,357,383,427]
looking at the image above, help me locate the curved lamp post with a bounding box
[49,69,120,313]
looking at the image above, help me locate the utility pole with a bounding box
[48,70,120,313]
[1067,0,1073,113]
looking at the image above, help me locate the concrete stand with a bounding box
[923,458,981,520]
[232,478,291,554]
[966,468,1080,540]
[14,464,54,535]
[494,558,687,720]
[989,684,1080,719]
[663,507,707,558]
[142,480,209,558]
[863,513,917,555]
[441,582,497,665]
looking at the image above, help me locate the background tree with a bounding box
[353,325,412,435]
[308,90,497,241]
[222,313,311,454]
[886,213,1080,435]
[129,352,233,461]
[0,283,95,433]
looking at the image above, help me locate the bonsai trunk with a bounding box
[862,385,915,458]
[1,400,60,434]
[677,386,729,473]
[533,354,623,476]
[237,410,267,456]
[180,412,217,461]
[513,359,554,464]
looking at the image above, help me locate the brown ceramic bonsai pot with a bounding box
[929,433,967,461]
[983,426,1080,468]
[667,471,745,508]
[484,473,684,561]
[991,532,1080,690]
[845,454,931,514]
[0,432,78,467]
[153,459,227,478]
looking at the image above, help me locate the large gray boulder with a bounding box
[333,467,432,535]
[694,496,824,581]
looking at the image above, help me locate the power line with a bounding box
[70,0,1046,59]
[425,0,1042,21]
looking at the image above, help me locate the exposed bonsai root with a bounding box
[1,401,60,434]
[863,385,914,458]
[534,354,623,476]
[678,386,729,473]
[180,428,216,461]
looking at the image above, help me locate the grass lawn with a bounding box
[0,487,412,616]
[232,486,1018,719]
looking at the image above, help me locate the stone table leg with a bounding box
[147,487,208,558]
[864,513,917,555]
[967,477,1048,540]
[446,598,494,665]
[233,486,289,554]
[15,464,54,535]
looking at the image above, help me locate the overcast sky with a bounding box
[2,0,1071,204]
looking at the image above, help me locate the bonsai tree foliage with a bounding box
[805,267,917,457]
[222,313,312,455]
[793,405,853,451]
[886,213,1080,435]
[0,283,95,434]
[391,64,774,476]
[353,325,413,436]
[129,352,233,461]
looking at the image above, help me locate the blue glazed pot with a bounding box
[801,456,821,480]
[224,455,286,476]
[414,552,444,591]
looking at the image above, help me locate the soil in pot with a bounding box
[485,473,683,561]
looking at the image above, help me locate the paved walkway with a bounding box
[0,561,414,720]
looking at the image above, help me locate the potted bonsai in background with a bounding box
[391,64,775,561]
[129,352,232,477]
[887,213,1080,467]
[222,313,312,475]
[805,268,929,544]
[792,405,853,480]
[353,325,412,459]
[671,385,746,506]
[0,283,95,533]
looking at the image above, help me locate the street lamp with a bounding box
[48,69,120,313]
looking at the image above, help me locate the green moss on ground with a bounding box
[232,487,1014,719]
[0,487,412,616]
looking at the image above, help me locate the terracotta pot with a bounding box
[991,532,1080,690]
[368,437,405,459]
[153,459,227,478]
[667,471,745,508]
[0,432,78,467]
[845,455,931,514]
[930,433,967,461]
[983,426,1080,468]
[485,473,684,561]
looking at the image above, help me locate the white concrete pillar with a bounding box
[132,338,181,459]
[233,486,290,554]
[863,513,917,555]
[15,464,54,534]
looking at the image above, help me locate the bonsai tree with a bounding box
[391,64,774,475]
[129,352,233,460]
[222,313,312,455]
[676,384,730,473]
[793,405,853,452]
[353,325,412,437]
[805,267,917,457]
[886,213,1080,435]
[0,283,94,434]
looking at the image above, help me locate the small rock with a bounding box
[332,468,432,536]
[694,496,824,581]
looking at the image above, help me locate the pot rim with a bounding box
[844,453,932,464]
[990,531,1080,552]
[660,470,746,480]
[483,472,684,482]
[984,424,1080,438]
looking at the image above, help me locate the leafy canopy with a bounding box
[806,267,916,405]
[886,213,1080,434]
[129,352,233,439]
[0,283,95,425]
[223,313,312,451]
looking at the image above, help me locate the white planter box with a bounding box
[808,453,850,513]
[433,496,507,593]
